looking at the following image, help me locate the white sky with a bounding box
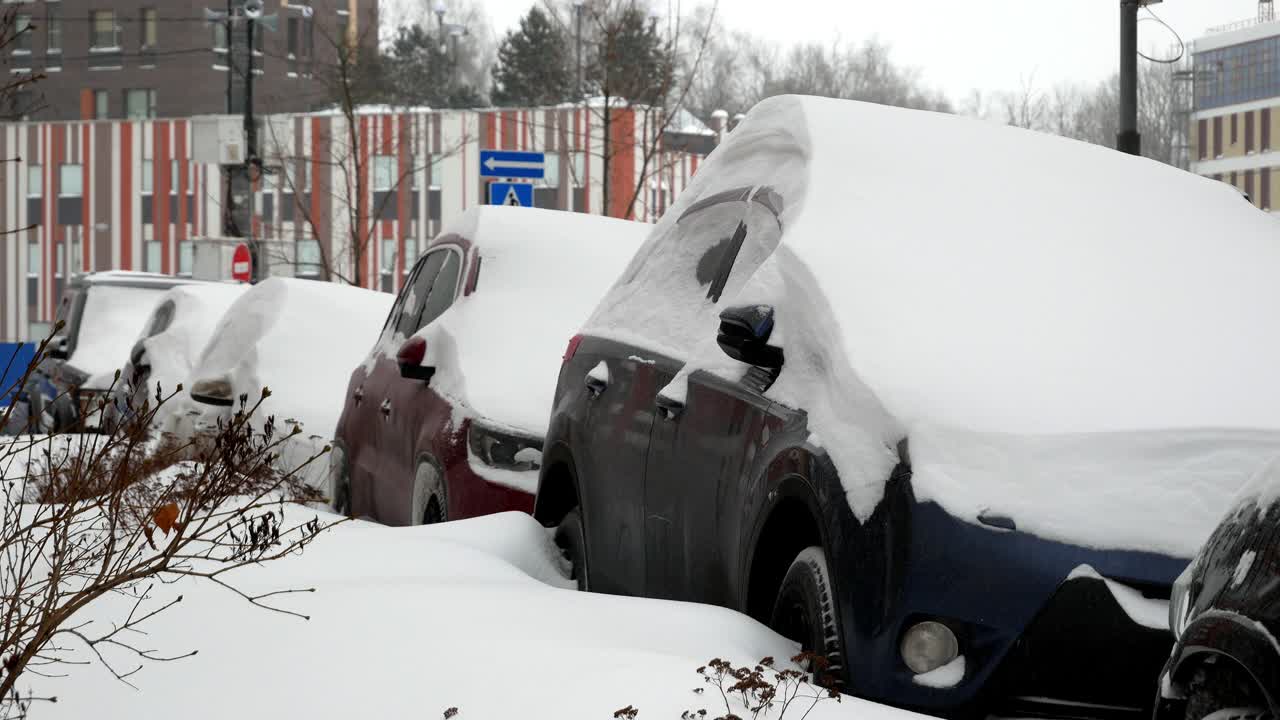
[409,0,1268,101]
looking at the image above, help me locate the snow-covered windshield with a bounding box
[67,285,168,381]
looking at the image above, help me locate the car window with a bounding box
[415,250,461,331]
[394,250,447,337]
[144,300,177,338]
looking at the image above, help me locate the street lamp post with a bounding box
[1118,0,1161,156]
[574,1,584,101]
[432,1,468,93]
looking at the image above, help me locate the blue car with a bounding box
[533,96,1280,718]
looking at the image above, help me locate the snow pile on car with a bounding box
[190,278,392,464]
[24,509,903,720]
[71,284,175,386]
[411,206,650,435]
[589,94,1280,553]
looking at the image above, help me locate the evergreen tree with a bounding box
[381,24,485,109]
[491,7,575,107]
[593,6,671,106]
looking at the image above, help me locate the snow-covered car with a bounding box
[332,206,650,525]
[533,95,1280,717]
[45,271,201,430]
[1158,462,1280,720]
[185,278,393,488]
[102,283,248,434]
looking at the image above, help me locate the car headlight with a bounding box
[901,620,960,675]
[1169,563,1196,639]
[467,422,542,471]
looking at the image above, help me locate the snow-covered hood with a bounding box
[414,207,650,435]
[910,425,1280,558]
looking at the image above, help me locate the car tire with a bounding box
[1184,663,1270,720]
[769,546,844,688]
[554,507,588,591]
[412,461,446,526]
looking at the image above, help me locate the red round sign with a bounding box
[231,243,252,283]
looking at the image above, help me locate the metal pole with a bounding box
[1118,0,1141,155]
[244,16,260,281]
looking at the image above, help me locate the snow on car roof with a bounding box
[70,284,176,383]
[417,206,651,435]
[193,278,393,440]
[590,94,1280,552]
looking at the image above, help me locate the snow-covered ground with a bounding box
[27,508,910,720]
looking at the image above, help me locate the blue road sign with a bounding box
[480,150,545,180]
[489,182,534,207]
[0,343,36,406]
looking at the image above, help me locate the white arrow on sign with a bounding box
[484,157,543,172]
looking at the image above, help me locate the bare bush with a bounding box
[0,335,338,716]
[688,654,841,720]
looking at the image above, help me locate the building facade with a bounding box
[0,105,708,341]
[3,0,375,121]
[1188,17,1280,212]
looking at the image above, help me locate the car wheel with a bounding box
[1185,663,1270,720]
[328,447,352,517]
[769,546,844,688]
[411,461,446,526]
[554,507,588,591]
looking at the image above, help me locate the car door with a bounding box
[377,245,464,520]
[348,256,432,510]
[642,192,785,604]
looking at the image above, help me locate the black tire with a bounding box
[1185,663,1270,720]
[769,546,844,688]
[554,508,588,591]
[423,496,444,525]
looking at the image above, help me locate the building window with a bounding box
[59,164,82,197]
[297,239,321,277]
[27,239,40,309]
[178,241,193,276]
[1264,108,1273,152]
[90,11,119,51]
[1246,111,1257,154]
[14,14,32,53]
[1213,116,1224,158]
[542,154,561,188]
[27,164,42,197]
[125,89,156,119]
[380,238,396,292]
[373,155,395,191]
[141,161,153,194]
[93,89,109,119]
[145,241,161,273]
[140,9,158,49]
[570,152,586,187]
[46,6,62,55]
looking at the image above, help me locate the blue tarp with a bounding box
[0,343,36,406]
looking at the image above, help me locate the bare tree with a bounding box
[0,340,336,717]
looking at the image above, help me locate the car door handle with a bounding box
[380,399,391,417]
[655,393,684,421]
[584,374,607,397]
[353,387,364,404]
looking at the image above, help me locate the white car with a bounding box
[186,277,394,488]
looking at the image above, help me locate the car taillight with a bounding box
[563,334,584,364]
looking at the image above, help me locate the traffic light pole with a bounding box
[1118,0,1141,156]
[244,16,260,282]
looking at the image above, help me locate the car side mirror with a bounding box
[717,305,784,369]
[47,335,70,361]
[397,336,435,382]
[129,340,147,369]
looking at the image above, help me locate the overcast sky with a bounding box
[404,0,1268,101]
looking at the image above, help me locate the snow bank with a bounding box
[26,510,910,720]
[587,94,1280,548]
[70,285,172,384]
[407,206,649,435]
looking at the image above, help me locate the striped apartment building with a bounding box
[0,105,712,342]
[1189,15,1280,211]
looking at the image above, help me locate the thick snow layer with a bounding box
[1230,456,1280,515]
[405,206,648,435]
[24,510,908,720]
[189,279,392,473]
[586,94,1280,544]
[70,285,172,384]
[911,426,1280,558]
[1069,565,1169,631]
[912,656,965,689]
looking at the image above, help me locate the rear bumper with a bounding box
[984,574,1173,720]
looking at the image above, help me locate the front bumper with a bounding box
[985,574,1174,720]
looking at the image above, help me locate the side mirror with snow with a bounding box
[717,305,784,370]
[47,335,70,361]
[397,337,435,382]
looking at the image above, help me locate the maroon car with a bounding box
[329,206,649,525]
